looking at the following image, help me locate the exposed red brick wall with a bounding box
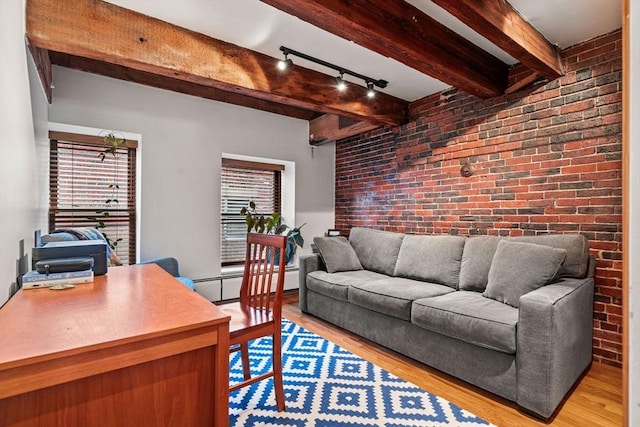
[334,31,623,367]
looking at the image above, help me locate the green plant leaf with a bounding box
[275,224,288,235]
[266,216,279,233]
[292,233,304,248]
[257,216,267,233]
[287,223,306,247]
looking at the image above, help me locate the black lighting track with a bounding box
[279,46,388,89]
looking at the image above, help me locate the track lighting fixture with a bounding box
[278,46,388,98]
[366,82,375,98]
[336,74,347,91]
[277,54,293,71]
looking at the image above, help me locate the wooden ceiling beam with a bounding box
[506,69,542,94]
[309,115,381,144]
[49,52,322,121]
[432,0,564,80]
[26,0,408,126]
[27,44,52,104]
[261,0,508,98]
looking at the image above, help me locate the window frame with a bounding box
[48,131,138,265]
[220,158,284,266]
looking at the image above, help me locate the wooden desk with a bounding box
[0,264,230,427]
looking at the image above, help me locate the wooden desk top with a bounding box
[0,264,230,398]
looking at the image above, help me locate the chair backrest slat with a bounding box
[241,233,288,313]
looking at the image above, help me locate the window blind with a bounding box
[220,159,282,265]
[49,132,137,265]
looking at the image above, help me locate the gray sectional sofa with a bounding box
[298,227,595,419]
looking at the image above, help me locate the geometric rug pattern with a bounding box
[230,319,494,426]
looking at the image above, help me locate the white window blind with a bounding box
[220,159,282,265]
[49,131,137,265]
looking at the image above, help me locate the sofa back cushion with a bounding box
[459,236,502,292]
[459,234,590,292]
[483,240,567,307]
[348,227,404,276]
[394,235,466,289]
[313,236,363,273]
[511,234,590,278]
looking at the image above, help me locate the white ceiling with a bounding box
[106,0,622,102]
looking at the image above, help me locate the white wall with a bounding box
[48,67,335,284]
[628,1,640,424]
[0,0,49,306]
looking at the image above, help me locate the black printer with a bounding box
[32,240,108,275]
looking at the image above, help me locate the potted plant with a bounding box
[240,201,305,264]
[87,131,125,252]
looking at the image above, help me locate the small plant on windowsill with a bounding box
[240,201,305,264]
[86,131,125,252]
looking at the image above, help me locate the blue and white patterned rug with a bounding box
[230,319,494,426]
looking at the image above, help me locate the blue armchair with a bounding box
[139,257,196,291]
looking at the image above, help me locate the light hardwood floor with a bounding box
[282,293,623,427]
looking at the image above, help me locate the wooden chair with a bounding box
[222,232,288,412]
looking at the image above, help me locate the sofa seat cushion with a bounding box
[350,278,454,321]
[306,270,389,302]
[412,291,519,354]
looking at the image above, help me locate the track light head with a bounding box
[336,74,347,91]
[277,55,293,71]
[367,82,375,98]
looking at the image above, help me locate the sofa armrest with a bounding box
[298,254,323,313]
[517,277,594,418]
